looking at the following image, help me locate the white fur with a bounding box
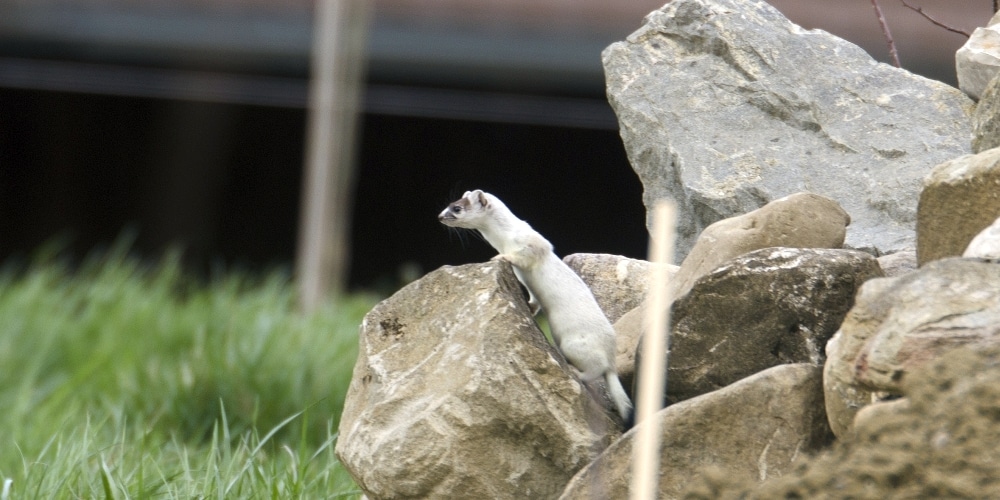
[439,190,633,420]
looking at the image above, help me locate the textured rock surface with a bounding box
[667,192,850,301]
[964,215,1000,259]
[972,73,1000,153]
[559,364,832,500]
[612,306,644,391]
[685,348,1000,498]
[603,0,972,260]
[614,192,850,385]
[823,278,888,439]
[851,397,909,432]
[824,258,1000,438]
[916,147,1000,265]
[663,247,883,404]
[563,253,676,324]
[854,259,1000,392]
[336,262,619,500]
[957,10,1000,100]
[876,249,917,278]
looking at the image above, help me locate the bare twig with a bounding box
[901,0,972,38]
[994,0,998,14]
[870,0,901,67]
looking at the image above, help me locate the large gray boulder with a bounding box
[603,0,973,260]
[336,262,620,499]
[823,258,1000,438]
[916,147,1000,266]
[662,247,882,405]
[559,364,832,500]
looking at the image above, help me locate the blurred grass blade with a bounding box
[100,457,116,500]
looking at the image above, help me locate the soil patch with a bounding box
[683,347,1000,499]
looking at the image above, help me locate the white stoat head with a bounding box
[437,190,497,230]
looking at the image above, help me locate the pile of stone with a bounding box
[335,0,1000,498]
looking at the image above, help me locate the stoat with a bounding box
[439,190,633,422]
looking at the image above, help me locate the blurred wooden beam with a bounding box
[296,0,369,312]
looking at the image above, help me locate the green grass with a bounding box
[0,243,377,498]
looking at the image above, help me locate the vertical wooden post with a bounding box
[296,0,369,312]
[631,201,676,500]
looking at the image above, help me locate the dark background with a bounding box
[0,88,644,288]
[0,0,988,291]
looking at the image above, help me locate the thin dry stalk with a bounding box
[871,0,902,67]
[631,201,676,500]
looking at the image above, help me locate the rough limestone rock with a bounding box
[876,249,917,278]
[603,0,973,260]
[824,258,1000,438]
[562,253,676,324]
[823,280,887,439]
[613,192,850,384]
[957,10,1000,101]
[668,192,850,301]
[972,73,1000,153]
[854,259,1000,392]
[663,247,883,405]
[558,364,832,500]
[612,306,644,392]
[916,147,1000,265]
[685,347,1000,498]
[964,215,1000,259]
[851,397,909,432]
[336,262,619,500]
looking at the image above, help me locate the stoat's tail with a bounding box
[605,371,634,425]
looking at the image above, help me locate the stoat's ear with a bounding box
[477,191,489,208]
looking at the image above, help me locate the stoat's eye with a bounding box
[450,206,462,214]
